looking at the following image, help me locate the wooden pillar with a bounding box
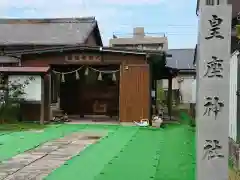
[39,73,50,124]
[149,62,153,126]
[44,74,50,122]
[56,73,61,109]
[40,75,44,124]
[167,76,172,120]
[151,78,156,114]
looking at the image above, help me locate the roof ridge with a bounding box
[0,17,96,24]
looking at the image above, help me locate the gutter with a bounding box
[178,69,196,73]
[6,45,148,56]
[193,44,198,65]
[6,45,98,56]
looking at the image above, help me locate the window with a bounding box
[113,44,135,49]
[143,44,163,50]
[157,45,163,50]
[205,0,219,5]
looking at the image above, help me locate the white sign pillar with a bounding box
[199,0,228,9]
[197,3,232,180]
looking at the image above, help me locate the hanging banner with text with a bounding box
[197,5,232,180]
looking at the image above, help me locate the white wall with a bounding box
[229,51,239,141]
[191,51,239,141]
[162,74,195,103]
[191,79,196,103]
[162,78,179,90]
[8,75,42,101]
[179,76,195,103]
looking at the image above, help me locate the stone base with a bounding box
[229,137,240,169]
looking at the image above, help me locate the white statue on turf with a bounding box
[134,119,149,127]
[134,115,163,127]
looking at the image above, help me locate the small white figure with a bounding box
[134,119,149,127]
[152,115,163,128]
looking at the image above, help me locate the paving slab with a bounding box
[0,131,105,180]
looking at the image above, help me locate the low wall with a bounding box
[20,102,41,122]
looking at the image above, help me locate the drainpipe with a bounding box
[196,0,199,16]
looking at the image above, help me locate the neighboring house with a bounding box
[162,49,195,104]
[109,27,168,51]
[192,45,197,106]
[229,51,239,142]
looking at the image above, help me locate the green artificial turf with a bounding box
[0,124,88,161]
[46,123,196,180]
[0,122,47,131]
[94,128,164,180]
[45,126,140,180]
[154,124,195,180]
[0,121,196,180]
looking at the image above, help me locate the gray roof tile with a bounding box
[0,17,97,45]
[166,49,195,70]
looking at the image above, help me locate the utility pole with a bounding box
[196,0,232,180]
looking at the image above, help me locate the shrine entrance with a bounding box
[51,64,120,121]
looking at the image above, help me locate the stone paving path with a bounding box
[0,131,106,180]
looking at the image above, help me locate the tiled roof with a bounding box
[0,17,97,45]
[166,49,195,70]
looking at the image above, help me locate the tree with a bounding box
[148,53,166,80]
[0,75,34,123]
